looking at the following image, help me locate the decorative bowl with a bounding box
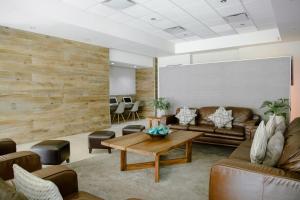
[145,125,170,138]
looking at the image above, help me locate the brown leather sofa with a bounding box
[209,117,300,200]
[161,106,260,147]
[0,138,42,180]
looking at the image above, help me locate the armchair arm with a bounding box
[0,151,41,180]
[209,159,300,200]
[160,115,178,125]
[33,165,78,197]
[0,138,16,156]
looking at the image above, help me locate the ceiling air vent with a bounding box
[164,26,186,35]
[224,13,249,23]
[101,0,136,10]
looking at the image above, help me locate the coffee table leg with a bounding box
[186,141,192,163]
[155,154,160,182]
[120,150,127,171]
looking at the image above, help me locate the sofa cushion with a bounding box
[277,117,300,172]
[203,132,245,141]
[250,121,268,164]
[188,124,216,133]
[215,125,245,137]
[226,107,253,124]
[229,140,252,162]
[168,124,188,130]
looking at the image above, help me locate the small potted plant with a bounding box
[260,98,290,122]
[153,97,170,117]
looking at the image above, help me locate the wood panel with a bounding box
[0,26,110,144]
[136,67,155,117]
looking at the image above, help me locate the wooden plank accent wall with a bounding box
[136,67,155,117]
[0,26,110,144]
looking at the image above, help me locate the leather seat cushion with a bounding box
[229,140,252,161]
[169,124,188,130]
[64,191,104,200]
[188,124,215,133]
[31,140,70,165]
[88,131,115,140]
[215,125,245,137]
[203,132,245,141]
[31,140,70,151]
[122,125,146,135]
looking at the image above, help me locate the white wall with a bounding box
[109,66,136,95]
[109,49,153,68]
[159,57,291,115]
[191,40,300,120]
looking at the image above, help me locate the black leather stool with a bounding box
[31,140,70,165]
[88,131,115,154]
[122,125,146,136]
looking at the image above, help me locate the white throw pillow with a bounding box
[13,164,63,200]
[265,114,276,139]
[263,127,285,167]
[176,107,197,125]
[208,107,233,128]
[275,115,286,133]
[250,121,268,164]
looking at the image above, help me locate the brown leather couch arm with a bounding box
[160,115,178,125]
[209,159,300,200]
[33,165,78,197]
[0,138,16,156]
[0,151,41,180]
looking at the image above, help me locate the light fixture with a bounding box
[133,65,137,68]
[101,0,136,10]
[224,13,249,23]
[111,62,115,65]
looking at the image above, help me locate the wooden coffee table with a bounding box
[102,131,202,182]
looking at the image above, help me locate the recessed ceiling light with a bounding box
[150,18,157,21]
[220,0,227,3]
[111,62,115,65]
[133,65,137,68]
[101,0,136,10]
[240,23,245,26]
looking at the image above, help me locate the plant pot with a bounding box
[157,109,167,117]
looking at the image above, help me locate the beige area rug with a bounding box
[68,144,234,200]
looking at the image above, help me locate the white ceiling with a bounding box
[63,0,277,43]
[0,0,298,56]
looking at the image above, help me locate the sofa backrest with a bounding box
[225,107,253,124]
[198,107,218,125]
[277,117,300,173]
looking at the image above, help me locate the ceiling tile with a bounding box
[63,0,100,10]
[87,3,118,17]
[122,4,152,18]
[107,13,133,23]
[210,24,233,33]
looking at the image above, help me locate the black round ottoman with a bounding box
[122,125,146,136]
[31,140,70,165]
[88,131,115,154]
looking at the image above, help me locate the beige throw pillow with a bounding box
[13,164,63,200]
[208,107,233,128]
[250,121,268,164]
[176,107,197,125]
[263,127,285,167]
